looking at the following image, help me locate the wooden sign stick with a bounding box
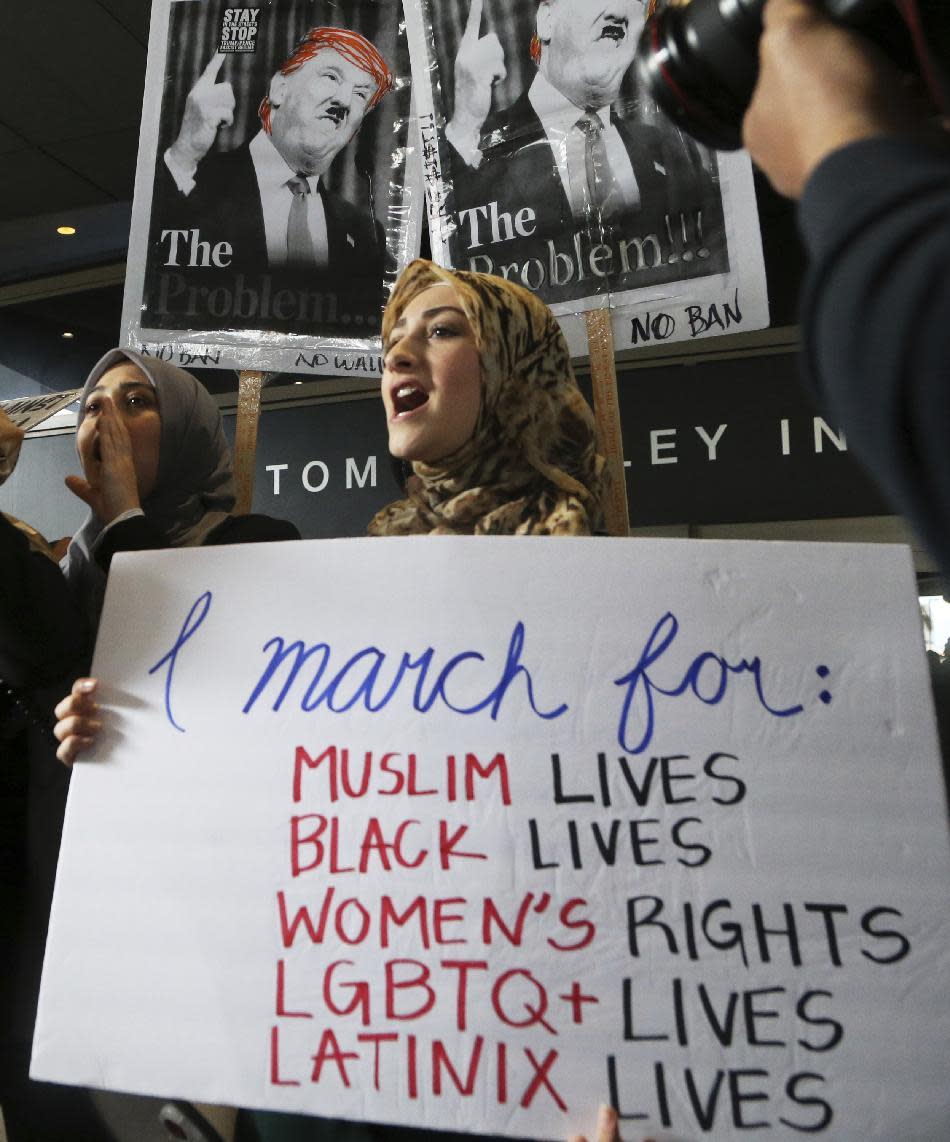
[234,371,265,515]
[584,309,629,537]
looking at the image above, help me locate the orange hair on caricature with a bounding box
[531,0,650,65]
[530,0,542,65]
[259,26,394,133]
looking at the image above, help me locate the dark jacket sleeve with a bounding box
[208,514,301,546]
[797,136,950,574]
[94,512,300,572]
[0,515,88,689]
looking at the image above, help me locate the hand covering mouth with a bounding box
[392,382,429,415]
[598,16,628,41]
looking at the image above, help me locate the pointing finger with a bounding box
[198,51,228,86]
[211,84,236,127]
[461,0,484,46]
[484,37,507,83]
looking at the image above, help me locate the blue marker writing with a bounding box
[242,619,568,726]
[148,590,213,732]
[614,611,805,754]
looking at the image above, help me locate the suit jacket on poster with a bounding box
[152,142,385,311]
[449,91,724,276]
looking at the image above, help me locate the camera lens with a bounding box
[635,0,765,150]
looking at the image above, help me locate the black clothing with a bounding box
[94,511,300,571]
[1,514,103,1139]
[0,517,87,690]
[798,136,950,576]
[1,510,298,1141]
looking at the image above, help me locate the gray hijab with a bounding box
[61,348,236,627]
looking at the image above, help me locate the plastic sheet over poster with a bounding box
[122,0,422,376]
[32,537,950,1140]
[404,0,769,354]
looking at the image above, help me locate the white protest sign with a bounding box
[122,0,421,376]
[33,537,950,1140]
[1,389,81,432]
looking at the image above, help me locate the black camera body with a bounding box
[635,0,946,150]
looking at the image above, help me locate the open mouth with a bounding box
[93,439,102,463]
[598,17,628,42]
[391,382,429,417]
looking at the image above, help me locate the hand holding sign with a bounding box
[166,52,235,178]
[31,538,950,1139]
[53,678,101,768]
[448,0,506,155]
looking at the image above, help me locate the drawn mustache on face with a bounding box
[597,15,629,42]
[320,100,348,126]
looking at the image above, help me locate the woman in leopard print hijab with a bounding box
[368,259,607,535]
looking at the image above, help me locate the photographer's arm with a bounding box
[744,0,950,575]
[798,137,950,574]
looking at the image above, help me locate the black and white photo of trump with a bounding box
[423,0,728,307]
[141,0,410,336]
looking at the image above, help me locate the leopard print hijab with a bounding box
[368,261,607,536]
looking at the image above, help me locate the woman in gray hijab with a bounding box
[61,347,298,632]
[53,347,298,759]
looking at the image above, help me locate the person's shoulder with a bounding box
[207,514,301,544]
